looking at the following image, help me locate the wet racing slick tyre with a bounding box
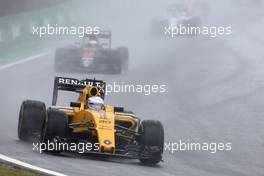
[18,100,46,141]
[139,120,164,165]
[40,108,69,153]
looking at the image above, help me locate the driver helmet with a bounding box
[88,96,104,110]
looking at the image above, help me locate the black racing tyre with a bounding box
[18,100,46,141]
[117,47,129,70]
[139,120,164,165]
[40,108,69,153]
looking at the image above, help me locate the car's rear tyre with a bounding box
[18,100,46,141]
[139,120,164,165]
[41,109,69,153]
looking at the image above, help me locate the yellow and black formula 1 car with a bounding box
[18,77,164,165]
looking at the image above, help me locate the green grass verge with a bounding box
[0,165,42,176]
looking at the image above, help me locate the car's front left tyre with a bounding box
[18,100,46,141]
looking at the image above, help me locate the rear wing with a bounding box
[52,77,106,106]
[84,30,112,48]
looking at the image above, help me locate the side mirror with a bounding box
[70,102,81,108]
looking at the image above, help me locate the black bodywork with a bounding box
[54,31,129,74]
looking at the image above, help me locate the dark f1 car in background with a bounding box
[54,31,129,74]
[17,77,164,165]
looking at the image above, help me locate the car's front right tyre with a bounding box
[139,120,164,165]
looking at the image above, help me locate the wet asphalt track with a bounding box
[0,2,264,176]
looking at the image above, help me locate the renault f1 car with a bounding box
[54,31,129,74]
[17,77,164,165]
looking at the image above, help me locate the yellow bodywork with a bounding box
[56,86,137,153]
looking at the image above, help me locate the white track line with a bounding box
[0,52,49,70]
[0,154,67,176]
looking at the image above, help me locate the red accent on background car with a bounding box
[83,51,94,59]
